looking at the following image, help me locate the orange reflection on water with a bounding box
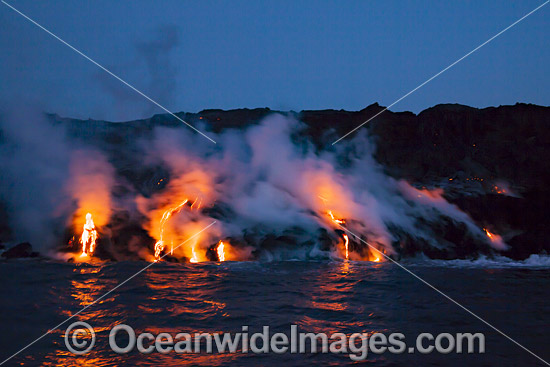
[298,261,385,335]
[142,267,228,319]
[43,265,123,367]
[56,266,119,322]
[43,350,121,367]
[300,262,356,329]
[297,315,387,336]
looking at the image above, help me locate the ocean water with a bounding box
[1,258,549,366]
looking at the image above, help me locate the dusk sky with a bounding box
[1,0,548,121]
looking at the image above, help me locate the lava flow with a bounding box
[154,199,189,260]
[493,185,507,195]
[319,196,346,225]
[217,241,225,262]
[80,213,98,257]
[481,227,507,250]
[319,196,351,259]
[328,210,345,225]
[484,227,504,245]
[342,234,349,260]
[189,246,199,263]
[483,228,499,242]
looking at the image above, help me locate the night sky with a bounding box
[1,0,548,121]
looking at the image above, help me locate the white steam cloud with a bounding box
[0,110,504,260]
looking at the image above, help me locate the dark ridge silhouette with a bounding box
[1,102,547,260]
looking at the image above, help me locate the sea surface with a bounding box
[1,257,549,366]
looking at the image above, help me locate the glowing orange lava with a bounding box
[190,246,199,263]
[318,196,346,225]
[481,227,506,250]
[80,213,98,257]
[483,228,496,241]
[493,185,507,195]
[328,210,345,224]
[154,199,188,260]
[217,241,225,262]
[190,196,202,210]
[343,234,349,260]
[319,196,352,259]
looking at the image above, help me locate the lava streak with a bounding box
[319,196,351,259]
[81,213,98,257]
[190,246,199,263]
[483,228,496,241]
[342,234,349,260]
[154,199,188,260]
[328,210,345,225]
[482,227,507,250]
[217,241,225,262]
[318,196,346,226]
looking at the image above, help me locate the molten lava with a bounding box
[319,196,351,259]
[343,234,349,260]
[80,213,98,257]
[217,241,225,262]
[483,228,496,241]
[190,196,202,210]
[318,196,346,225]
[154,199,188,260]
[481,227,506,250]
[190,246,199,263]
[493,185,507,195]
[328,210,345,225]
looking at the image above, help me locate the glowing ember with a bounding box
[154,199,189,260]
[343,234,349,260]
[80,213,98,257]
[217,241,225,262]
[493,185,507,194]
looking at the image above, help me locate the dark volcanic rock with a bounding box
[369,103,550,189]
[42,103,550,260]
[2,242,39,259]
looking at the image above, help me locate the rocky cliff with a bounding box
[3,102,548,260]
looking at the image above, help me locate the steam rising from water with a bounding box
[0,111,505,261]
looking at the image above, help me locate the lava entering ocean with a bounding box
[217,241,225,262]
[0,112,510,262]
[80,213,97,257]
[342,234,349,260]
[153,199,189,260]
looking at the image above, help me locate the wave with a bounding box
[402,254,550,269]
